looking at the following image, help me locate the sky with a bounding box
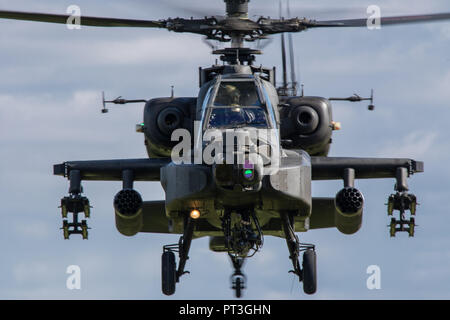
[0,0,449,299]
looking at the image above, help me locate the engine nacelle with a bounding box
[143,97,196,157]
[279,96,333,156]
[334,187,364,235]
[114,189,143,237]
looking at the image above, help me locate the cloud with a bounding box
[377,131,438,158]
[13,220,52,240]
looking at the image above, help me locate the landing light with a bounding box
[331,121,341,131]
[190,209,201,219]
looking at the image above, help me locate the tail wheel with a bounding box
[232,276,245,298]
[161,251,177,296]
[235,277,242,298]
[302,249,317,295]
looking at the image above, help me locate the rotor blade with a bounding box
[0,10,165,28]
[312,12,450,28]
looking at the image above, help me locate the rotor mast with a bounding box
[225,0,250,48]
[220,0,258,66]
[225,0,249,18]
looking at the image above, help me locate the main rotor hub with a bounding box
[225,0,250,18]
[213,47,261,65]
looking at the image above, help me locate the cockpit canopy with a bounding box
[207,80,269,129]
[208,107,268,129]
[213,81,261,107]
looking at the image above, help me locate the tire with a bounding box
[302,250,317,295]
[235,277,243,298]
[161,251,177,296]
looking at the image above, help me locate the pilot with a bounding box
[215,84,241,106]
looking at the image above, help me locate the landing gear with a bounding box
[387,167,418,237]
[221,208,263,298]
[230,255,246,298]
[161,215,196,296]
[281,212,317,295]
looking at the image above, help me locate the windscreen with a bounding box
[207,107,268,129]
[213,81,261,107]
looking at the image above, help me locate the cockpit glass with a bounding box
[207,107,268,129]
[213,81,261,107]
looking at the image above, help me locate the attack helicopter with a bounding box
[2,0,448,298]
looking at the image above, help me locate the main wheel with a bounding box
[302,250,317,295]
[161,251,177,296]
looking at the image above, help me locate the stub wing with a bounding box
[53,158,171,182]
[309,156,423,237]
[311,156,423,180]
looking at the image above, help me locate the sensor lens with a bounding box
[243,169,254,180]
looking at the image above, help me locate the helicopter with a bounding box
[1,0,448,298]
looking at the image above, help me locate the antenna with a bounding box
[368,89,375,110]
[287,0,298,96]
[278,1,288,96]
[329,89,375,111]
[277,0,298,97]
[101,91,147,114]
[101,91,109,113]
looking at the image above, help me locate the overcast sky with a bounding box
[0,0,449,299]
